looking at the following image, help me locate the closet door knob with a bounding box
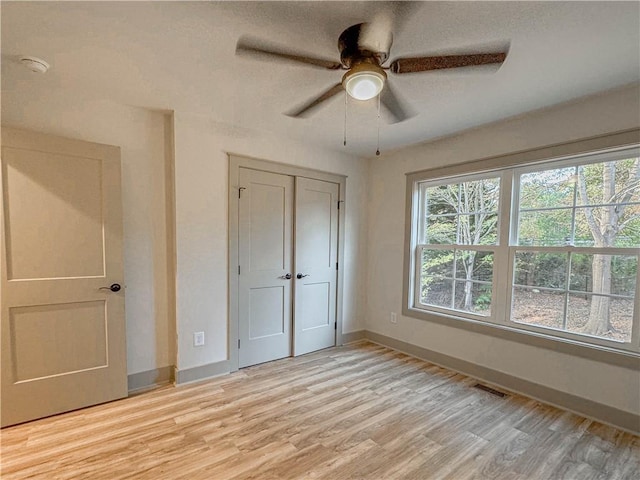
[296,274,310,279]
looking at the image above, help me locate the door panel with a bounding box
[4,149,105,280]
[249,286,285,338]
[249,181,288,271]
[298,282,330,330]
[238,168,293,368]
[10,301,108,381]
[294,178,339,356]
[1,128,127,427]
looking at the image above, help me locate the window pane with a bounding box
[616,214,640,247]
[573,207,601,247]
[513,251,567,289]
[570,254,637,297]
[458,178,500,215]
[454,281,491,315]
[424,185,457,216]
[421,249,454,278]
[420,250,454,307]
[573,206,640,248]
[574,158,640,248]
[511,287,565,329]
[421,278,453,309]
[454,251,493,282]
[518,209,572,246]
[576,159,640,206]
[419,249,493,316]
[425,214,457,244]
[458,214,498,245]
[567,294,632,343]
[421,177,500,246]
[520,167,576,209]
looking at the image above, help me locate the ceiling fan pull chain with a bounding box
[343,90,348,147]
[376,94,381,156]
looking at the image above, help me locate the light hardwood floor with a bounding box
[1,341,638,479]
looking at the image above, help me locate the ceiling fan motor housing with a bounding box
[338,23,389,68]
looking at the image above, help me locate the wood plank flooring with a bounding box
[1,341,638,479]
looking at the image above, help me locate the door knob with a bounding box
[279,274,292,280]
[99,283,121,292]
[296,274,310,279]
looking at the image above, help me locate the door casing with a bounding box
[228,154,346,371]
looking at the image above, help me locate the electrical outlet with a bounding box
[193,331,205,347]
[390,312,397,324]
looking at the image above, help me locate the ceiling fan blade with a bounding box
[381,82,415,124]
[390,52,507,74]
[286,83,344,118]
[236,37,342,70]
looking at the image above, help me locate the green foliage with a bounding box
[474,293,492,309]
[518,158,640,248]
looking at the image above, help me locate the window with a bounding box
[408,146,640,353]
[416,176,500,317]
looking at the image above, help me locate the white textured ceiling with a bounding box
[2,1,639,157]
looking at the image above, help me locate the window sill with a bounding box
[402,305,640,370]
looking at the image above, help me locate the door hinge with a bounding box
[338,200,344,209]
[238,265,241,275]
[238,339,241,349]
[334,321,337,330]
[239,186,246,198]
[336,262,338,270]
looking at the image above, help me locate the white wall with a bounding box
[366,84,640,415]
[172,112,369,371]
[2,97,173,376]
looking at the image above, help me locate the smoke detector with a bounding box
[19,56,50,73]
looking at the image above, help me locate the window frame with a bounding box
[404,131,640,363]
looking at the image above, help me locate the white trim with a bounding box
[512,145,640,176]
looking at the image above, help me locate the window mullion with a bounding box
[632,254,640,348]
[563,252,572,330]
[493,171,513,325]
[451,249,458,310]
[570,166,579,246]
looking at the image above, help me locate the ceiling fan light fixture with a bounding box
[342,63,386,101]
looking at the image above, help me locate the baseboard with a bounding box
[174,359,231,385]
[127,366,174,394]
[342,330,366,344]
[365,330,640,435]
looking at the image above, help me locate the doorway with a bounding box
[229,155,345,369]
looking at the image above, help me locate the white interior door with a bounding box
[294,177,339,356]
[238,168,294,368]
[1,128,127,427]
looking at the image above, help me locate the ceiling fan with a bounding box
[236,20,508,124]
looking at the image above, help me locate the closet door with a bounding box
[293,177,339,355]
[238,168,294,368]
